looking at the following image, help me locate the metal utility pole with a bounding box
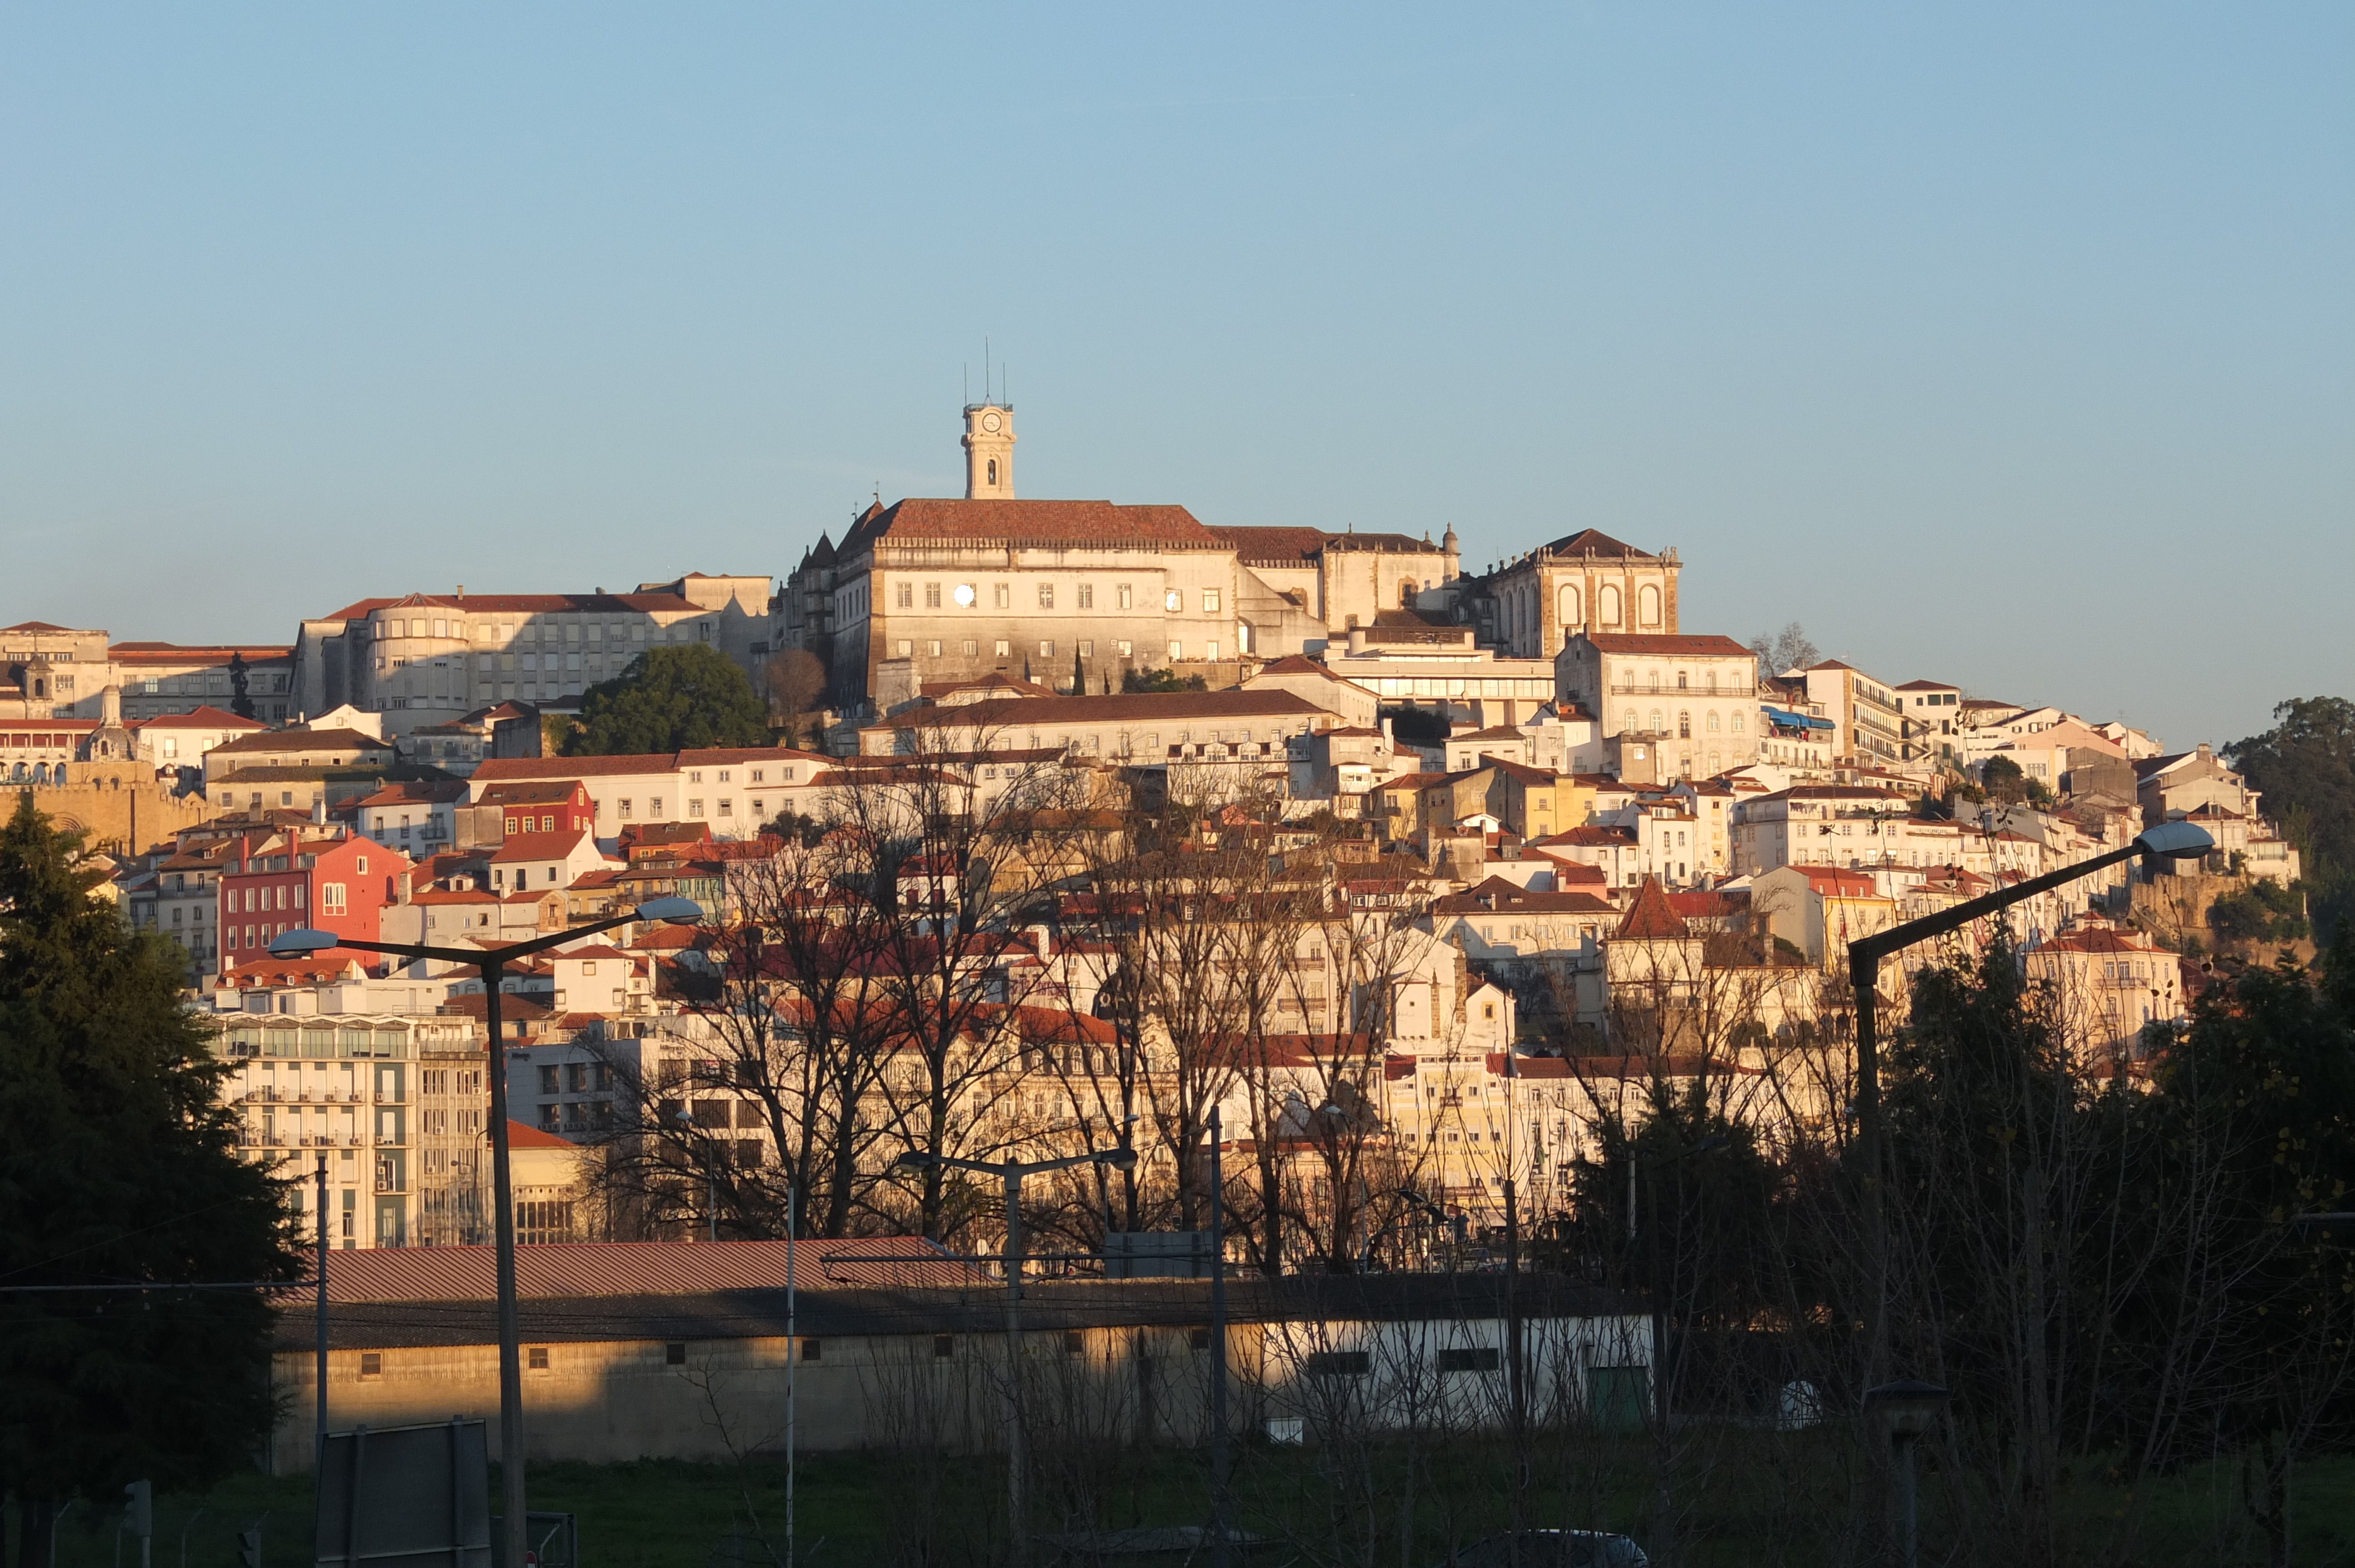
[894,1142,1136,1562]
[785,1178,797,1568]
[270,895,705,1568]
[1208,1107,1231,1568]
[314,1154,329,1460]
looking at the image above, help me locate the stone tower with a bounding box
[962,403,1015,500]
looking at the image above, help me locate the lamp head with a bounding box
[1862,1378,1951,1438]
[633,896,704,925]
[1102,1147,1140,1173]
[267,928,337,958]
[2132,822,2214,860]
[893,1151,940,1172]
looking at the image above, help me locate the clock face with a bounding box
[954,583,977,607]
[980,411,1002,434]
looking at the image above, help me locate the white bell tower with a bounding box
[962,403,1015,500]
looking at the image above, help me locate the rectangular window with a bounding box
[1168,641,1183,662]
[1116,584,1132,610]
[1305,1351,1371,1378]
[688,799,704,818]
[1205,641,1219,662]
[1077,584,1094,609]
[718,799,732,816]
[993,583,1010,609]
[649,798,663,816]
[618,799,633,818]
[1039,640,1054,658]
[1437,1347,1501,1373]
[1078,640,1093,657]
[924,583,941,609]
[1202,589,1221,614]
[934,1334,956,1358]
[665,1342,688,1366]
[994,640,1010,658]
[1037,583,1054,609]
[927,640,941,657]
[963,640,979,657]
[895,582,912,609]
[359,1352,383,1378]
[527,1347,550,1371]
[801,1338,821,1362]
[896,640,913,657]
[1117,640,1133,657]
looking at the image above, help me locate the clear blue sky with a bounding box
[4,4,2347,750]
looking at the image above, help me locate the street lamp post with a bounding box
[1844,822,2211,1384]
[1862,1380,1951,1568]
[893,1142,1139,1560]
[270,895,703,1568]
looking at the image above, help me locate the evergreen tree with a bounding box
[0,794,298,1559]
[565,645,771,756]
[226,651,255,720]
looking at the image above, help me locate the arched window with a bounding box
[1399,579,1418,607]
[1677,670,1689,690]
[1709,751,1722,773]
[1558,583,1581,625]
[1706,710,1721,733]
[1678,710,1691,739]
[1705,671,1719,693]
[1647,669,1661,693]
[1638,583,1661,626]
[1649,709,1664,733]
[1599,584,1621,625]
[1623,710,1638,733]
[987,459,999,485]
[1732,710,1746,734]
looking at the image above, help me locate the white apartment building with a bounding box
[1555,633,1761,784]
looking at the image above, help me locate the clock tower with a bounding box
[961,402,1015,500]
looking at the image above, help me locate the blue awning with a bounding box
[1763,707,1835,731]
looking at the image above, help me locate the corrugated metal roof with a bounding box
[320,1237,976,1303]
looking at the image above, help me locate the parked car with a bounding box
[1429,1531,1648,1568]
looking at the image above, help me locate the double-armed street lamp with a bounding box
[892,1143,1139,1557]
[270,895,703,1568]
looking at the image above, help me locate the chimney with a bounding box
[1380,716,1394,748]
[1348,627,1369,655]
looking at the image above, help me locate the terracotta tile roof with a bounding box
[352,780,468,808]
[1211,525,1329,565]
[506,1119,576,1150]
[474,755,681,781]
[1248,655,1378,692]
[210,727,390,755]
[0,619,78,633]
[1533,528,1652,559]
[478,780,591,805]
[1431,876,1617,915]
[1581,634,1754,657]
[1614,877,1690,940]
[489,830,598,862]
[843,497,1223,554]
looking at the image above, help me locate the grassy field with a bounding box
[33,1440,2355,1568]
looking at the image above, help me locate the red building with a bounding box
[217,830,413,972]
[478,780,598,841]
